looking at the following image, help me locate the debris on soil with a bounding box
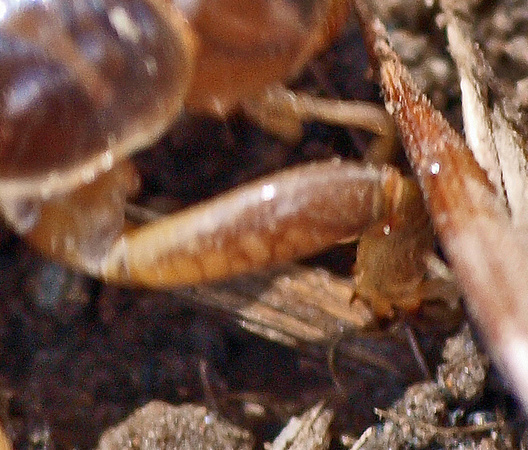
[264,402,333,450]
[96,401,254,450]
[343,325,513,449]
[436,325,488,401]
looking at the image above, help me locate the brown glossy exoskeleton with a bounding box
[0,0,439,315]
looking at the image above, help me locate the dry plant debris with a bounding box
[88,322,497,449]
[265,402,333,450]
[354,0,528,413]
[441,2,528,224]
[91,326,506,449]
[346,325,512,449]
[96,401,254,450]
[176,266,374,348]
[436,324,488,401]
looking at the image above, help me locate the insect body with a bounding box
[179,0,350,116]
[0,0,435,315]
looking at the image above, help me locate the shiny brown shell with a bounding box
[0,0,194,197]
[0,0,350,199]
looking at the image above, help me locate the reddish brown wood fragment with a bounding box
[352,0,528,410]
